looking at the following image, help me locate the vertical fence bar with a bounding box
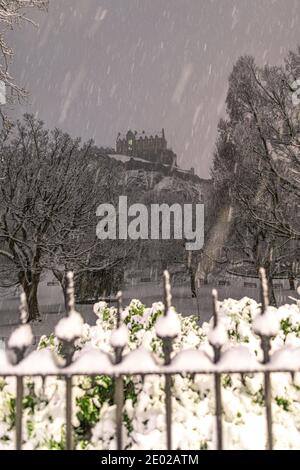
[212,289,223,450]
[163,270,173,450]
[165,374,172,450]
[215,373,223,450]
[115,375,124,450]
[113,290,124,450]
[259,267,273,451]
[15,376,23,450]
[259,267,269,313]
[264,371,273,450]
[5,268,287,452]
[65,376,73,450]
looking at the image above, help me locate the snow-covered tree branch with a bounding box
[0,0,48,125]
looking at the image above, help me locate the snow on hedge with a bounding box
[1,297,300,449]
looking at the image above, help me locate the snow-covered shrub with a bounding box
[1,297,300,449]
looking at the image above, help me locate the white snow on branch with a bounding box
[93,301,108,316]
[7,324,33,349]
[14,349,59,375]
[116,347,159,374]
[208,322,227,348]
[55,310,84,342]
[155,309,181,338]
[169,349,212,372]
[218,346,261,372]
[67,347,113,375]
[269,346,300,371]
[253,307,280,337]
[110,325,129,349]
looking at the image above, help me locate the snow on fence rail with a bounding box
[0,269,299,450]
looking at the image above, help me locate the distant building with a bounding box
[116,129,177,167]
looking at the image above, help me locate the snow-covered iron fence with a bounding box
[0,269,296,450]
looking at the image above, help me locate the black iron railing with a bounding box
[0,269,298,450]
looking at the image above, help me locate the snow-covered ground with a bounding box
[0,278,296,344]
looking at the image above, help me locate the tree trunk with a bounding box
[265,270,277,307]
[189,268,197,298]
[288,276,296,291]
[62,282,68,311]
[19,272,41,322]
[53,270,68,311]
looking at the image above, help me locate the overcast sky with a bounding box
[7,0,300,177]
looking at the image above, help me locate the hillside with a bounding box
[97,151,212,203]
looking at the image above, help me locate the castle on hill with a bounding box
[116,128,178,168]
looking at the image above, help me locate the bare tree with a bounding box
[227,54,300,239]
[210,52,300,304]
[0,114,98,321]
[0,0,48,125]
[140,181,203,296]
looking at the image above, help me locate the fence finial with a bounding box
[212,288,218,328]
[163,270,172,315]
[54,272,84,367]
[259,267,269,313]
[19,291,29,325]
[7,291,33,365]
[66,271,75,315]
[209,288,227,362]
